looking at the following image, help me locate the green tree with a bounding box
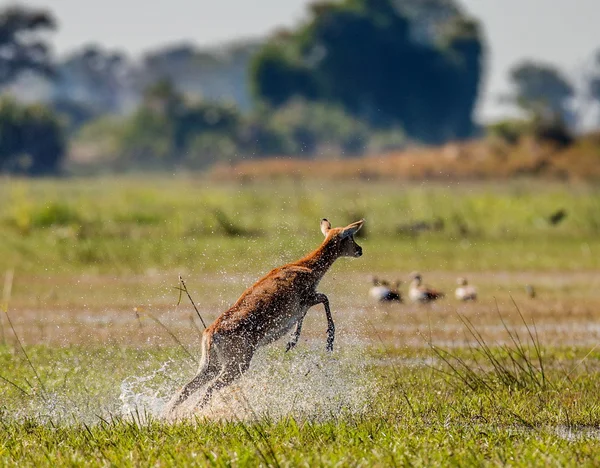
[509,61,575,123]
[0,98,65,174]
[111,80,245,169]
[250,0,485,144]
[0,6,56,85]
[53,45,137,117]
[269,99,370,156]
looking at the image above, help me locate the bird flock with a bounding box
[370,272,479,304]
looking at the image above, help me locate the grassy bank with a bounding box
[1,176,599,275]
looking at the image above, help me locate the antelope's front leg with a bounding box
[286,318,304,352]
[314,293,335,352]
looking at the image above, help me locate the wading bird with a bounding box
[455,277,477,301]
[369,277,402,302]
[408,272,444,303]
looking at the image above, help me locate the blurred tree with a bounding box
[111,80,245,168]
[141,79,185,118]
[0,6,56,84]
[174,101,240,155]
[250,0,485,144]
[268,99,370,156]
[509,61,575,124]
[118,110,174,167]
[141,41,261,111]
[250,42,318,107]
[0,97,65,174]
[52,45,138,117]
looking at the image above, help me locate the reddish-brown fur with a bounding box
[166,218,364,417]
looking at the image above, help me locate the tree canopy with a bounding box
[250,0,485,144]
[509,60,575,124]
[0,97,65,174]
[0,6,56,85]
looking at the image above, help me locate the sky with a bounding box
[8,0,600,121]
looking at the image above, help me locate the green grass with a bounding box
[1,175,600,465]
[1,176,600,275]
[1,343,600,466]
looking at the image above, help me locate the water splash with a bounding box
[119,360,177,423]
[162,344,378,422]
[1,341,378,426]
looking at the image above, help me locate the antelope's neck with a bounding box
[294,241,338,282]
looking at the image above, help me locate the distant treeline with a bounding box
[1,1,600,175]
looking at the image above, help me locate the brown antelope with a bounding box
[166,218,365,416]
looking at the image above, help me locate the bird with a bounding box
[369,277,402,302]
[525,284,536,299]
[548,209,567,226]
[455,277,477,301]
[408,272,444,303]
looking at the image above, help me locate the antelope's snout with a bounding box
[354,245,363,257]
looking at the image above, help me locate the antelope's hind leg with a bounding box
[196,353,252,411]
[168,362,220,415]
[166,340,220,416]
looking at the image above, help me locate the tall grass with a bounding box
[428,303,548,393]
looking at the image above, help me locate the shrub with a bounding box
[0,98,66,175]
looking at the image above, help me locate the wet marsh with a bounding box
[1,176,600,465]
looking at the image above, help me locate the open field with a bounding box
[1,176,600,465]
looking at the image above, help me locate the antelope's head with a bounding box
[320,218,364,258]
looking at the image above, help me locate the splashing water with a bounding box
[119,360,177,423]
[120,343,378,423]
[2,334,378,426]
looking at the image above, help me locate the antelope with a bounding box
[408,272,445,303]
[165,218,365,416]
[455,277,477,301]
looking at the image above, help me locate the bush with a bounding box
[0,98,66,175]
[486,118,531,145]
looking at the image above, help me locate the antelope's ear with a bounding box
[320,218,332,237]
[340,219,364,239]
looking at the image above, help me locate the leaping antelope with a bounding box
[166,218,365,416]
[408,272,444,303]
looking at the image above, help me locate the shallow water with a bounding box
[156,347,377,423]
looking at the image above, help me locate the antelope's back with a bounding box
[209,265,316,336]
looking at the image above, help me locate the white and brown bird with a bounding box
[408,272,444,303]
[369,277,402,302]
[455,277,477,301]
